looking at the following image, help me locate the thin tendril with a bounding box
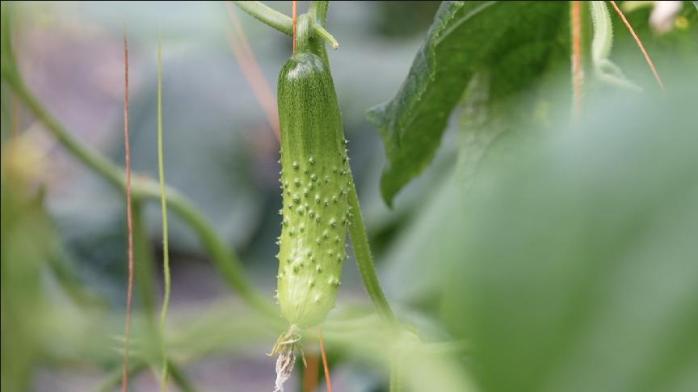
[609,0,665,91]
[320,332,333,392]
[121,32,134,392]
[156,35,171,392]
[292,1,298,53]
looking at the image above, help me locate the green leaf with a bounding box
[381,65,567,309]
[439,83,698,391]
[367,1,566,206]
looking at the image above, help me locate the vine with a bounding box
[121,33,135,392]
[156,36,172,391]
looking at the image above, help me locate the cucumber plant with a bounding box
[3,1,695,392]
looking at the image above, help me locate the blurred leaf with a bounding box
[381,63,566,308]
[165,300,275,361]
[367,1,566,206]
[439,83,698,391]
[380,1,698,312]
[1,2,17,77]
[1,180,53,391]
[322,311,476,392]
[1,137,109,388]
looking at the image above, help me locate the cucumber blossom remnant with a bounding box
[276,52,351,328]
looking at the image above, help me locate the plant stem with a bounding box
[1,71,278,321]
[233,0,293,34]
[347,181,400,392]
[1,3,18,79]
[347,181,397,324]
[122,34,135,392]
[3,71,124,188]
[308,1,339,49]
[310,1,329,25]
[232,1,338,49]
[156,38,171,329]
[155,36,172,392]
[130,201,166,392]
[131,202,158,321]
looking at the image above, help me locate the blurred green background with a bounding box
[2,1,697,391]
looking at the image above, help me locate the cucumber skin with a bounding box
[276,52,350,328]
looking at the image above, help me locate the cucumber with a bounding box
[276,52,350,329]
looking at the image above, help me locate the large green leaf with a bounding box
[367,1,566,206]
[438,82,698,391]
[381,66,568,307]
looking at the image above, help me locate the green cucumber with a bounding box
[276,52,350,329]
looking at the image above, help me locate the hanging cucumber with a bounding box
[276,51,350,328]
[271,41,351,391]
